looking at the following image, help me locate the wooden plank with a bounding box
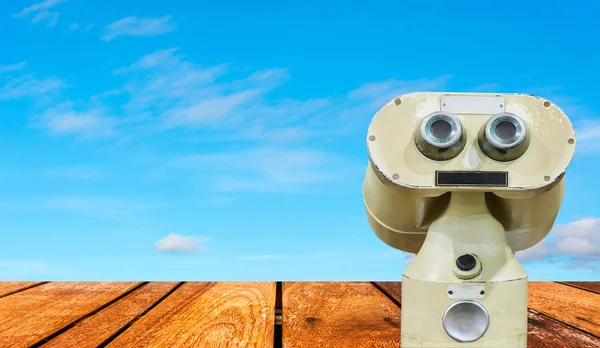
[373,282,401,306]
[0,282,45,298]
[283,282,400,348]
[528,282,600,337]
[560,281,600,295]
[41,282,179,348]
[0,282,139,348]
[105,282,276,347]
[528,310,600,347]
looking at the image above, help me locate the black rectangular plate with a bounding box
[435,171,508,187]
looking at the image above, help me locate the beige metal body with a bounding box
[362,92,576,347]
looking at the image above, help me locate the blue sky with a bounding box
[0,0,598,281]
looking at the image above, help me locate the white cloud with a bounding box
[347,76,451,110]
[30,102,117,139]
[154,233,210,253]
[169,147,355,193]
[552,217,600,259]
[102,15,177,41]
[0,62,28,74]
[24,46,449,146]
[511,217,600,272]
[0,73,64,100]
[514,241,552,262]
[12,0,67,27]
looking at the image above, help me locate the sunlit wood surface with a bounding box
[0,281,597,347]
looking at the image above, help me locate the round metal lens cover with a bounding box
[420,111,462,148]
[485,112,526,149]
[442,301,489,342]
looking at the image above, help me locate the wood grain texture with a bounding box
[527,310,600,347]
[0,282,44,297]
[41,282,178,348]
[283,282,400,348]
[0,282,139,348]
[528,282,600,337]
[106,282,276,348]
[372,282,401,305]
[560,281,600,295]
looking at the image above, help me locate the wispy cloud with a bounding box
[12,0,67,28]
[26,47,449,145]
[102,15,177,41]
[0,73,64,100]
[30,102,117,139]
[347,76,451,110]
[154,233,210,253]
[169,147,357,193]
[0,62,28,74]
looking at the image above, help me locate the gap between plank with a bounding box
[0,282,48,299]
[371,282,402,309]
[96,282,185,348]
[28,282,148,348]
[556,281,600,295]
[529,308,600,340]
[274,282,282,348]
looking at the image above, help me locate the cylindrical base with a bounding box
[401,276,528,347]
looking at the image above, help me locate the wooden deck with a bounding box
[0,282,598,347]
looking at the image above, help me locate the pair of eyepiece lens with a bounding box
[415,111,529,161]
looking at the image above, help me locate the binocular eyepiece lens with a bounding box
[415,111,466,160]
[430,119,453,139]
[484,113,526,150]
[421,112,462,149]
[478,112,530,161]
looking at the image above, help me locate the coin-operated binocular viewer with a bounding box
[363,93,576,347]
